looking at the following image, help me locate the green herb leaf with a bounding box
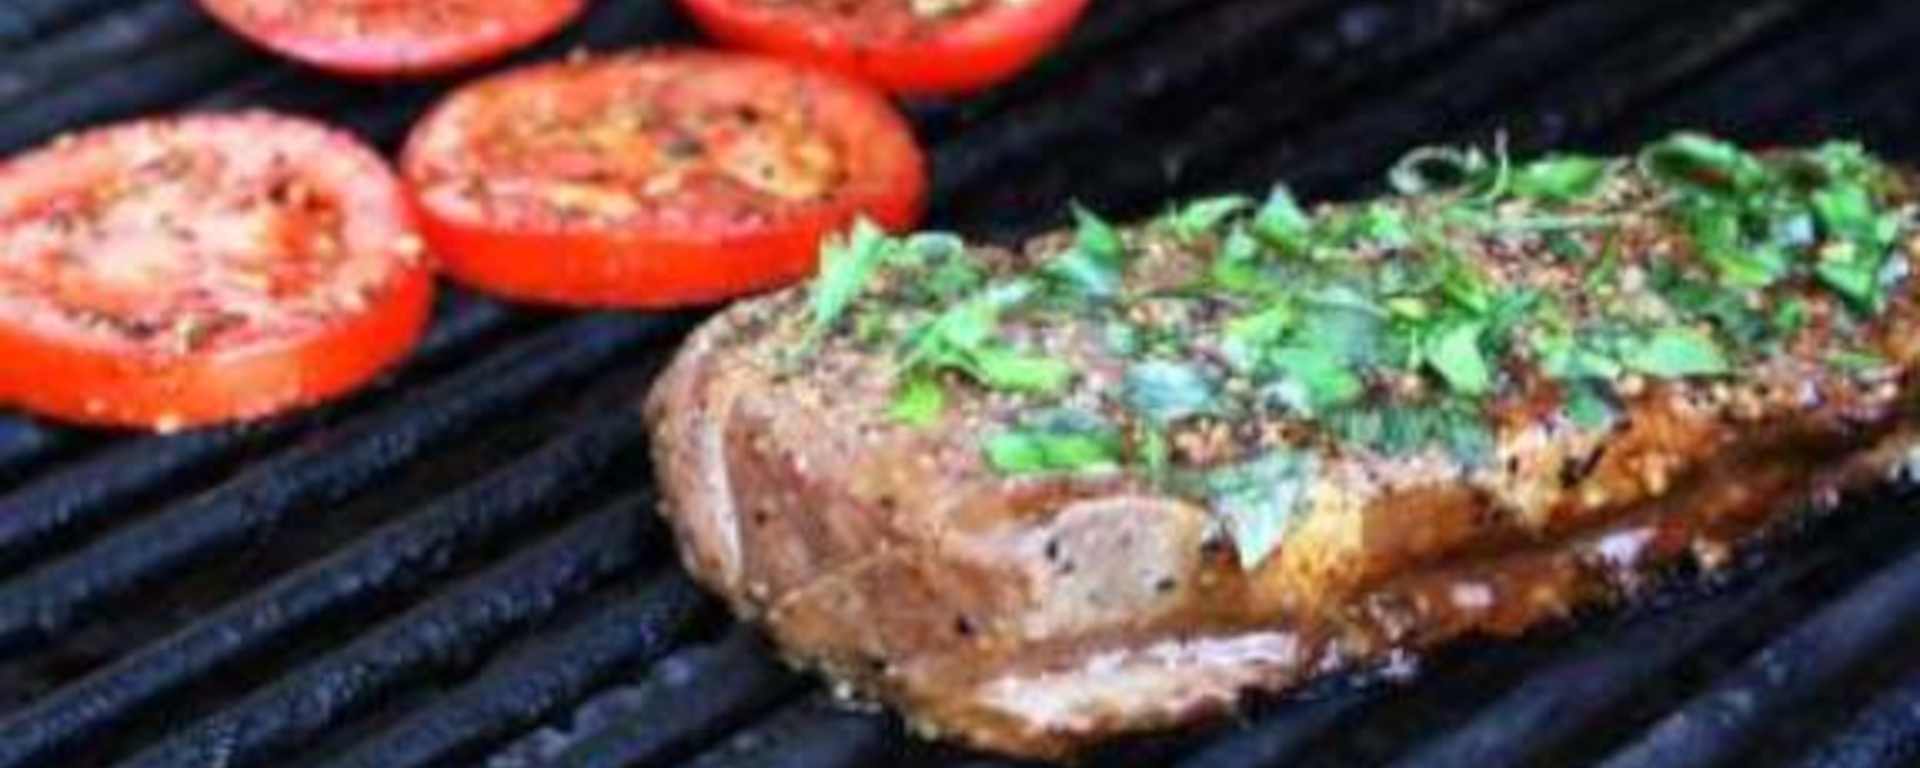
[1640,132,1772,196]
[1562,381,1617,431]
[1266,345,1365,414]
[1124,360,1220,423]
[1390,145,1498,197]
[889,374,946,427]
[1209,227,1272,296]
[1221,302,1296,372]
[901,233,984,303]
[1534,330,1623,381]
[1046,205,1128,300]
[1826,348,1893,376]
[969,346,1076,393]
[984,410,1124,477]
[1510,155,1609,202]
[1621,326,1730,379]
[807,219,894,345]
[1165,195,1254,241]
[1426,321,1494,396]
[903,280,1072,395]
[1252,187,1316,257]
[1205,452,1315,570]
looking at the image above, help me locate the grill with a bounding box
[5,1,1920,767]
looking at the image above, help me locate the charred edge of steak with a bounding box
[645,136,1920,758]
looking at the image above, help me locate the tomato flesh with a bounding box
[198,0,586,77]
[678,0,1094,94]
[403,50,927,308]
[0,113,432,431]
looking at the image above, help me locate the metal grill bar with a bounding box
[313,572,710,768]
[531,630,805,768]
[1596,534,1920,768]
[109,500,647,768]
[0,294,518,573]
[0,418,643,768]
[0,314,684,652]
[677,697,897,768]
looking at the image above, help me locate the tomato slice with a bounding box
[401,50,927,308]
[677,0,1093,95]
[0,113,433,431]
[197,0,586,77]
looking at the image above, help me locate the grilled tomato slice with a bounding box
[0,113,432,431]
[677,0,1094,95]
[401,50,927,308]
[198,0,586,77]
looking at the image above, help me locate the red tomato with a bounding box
[401,50,927,308]
[0,113,433,432]
[197,0,586,77]
[677,0,1093,95]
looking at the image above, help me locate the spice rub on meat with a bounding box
[645,135,1920,758]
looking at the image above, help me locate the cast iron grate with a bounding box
[5,1,1920,767]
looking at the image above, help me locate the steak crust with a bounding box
[646,146,1920,757]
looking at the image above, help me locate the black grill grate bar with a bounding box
[0,422,78,489]
[901,0,1244,144]
[312,571,711,768]
[106,498,648,768]
[1607,0,1920,145]
[1596,529,1920,768]
[940,0,1642,236]
[0,0,207,108]
[1377,537,1859,768]
[924,0,1372,221]
[0,0,150,48]
[525,629,806,768]
[674,695,898,768]
[0,417,644,768]
[0,10,254,156]
[1198,0,1805,201]
[0,314,684,654]
[1162,689,1373,768]
[1791,663,1920,768]
[0,293,520,573]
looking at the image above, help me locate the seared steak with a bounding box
[645,135,1920,758]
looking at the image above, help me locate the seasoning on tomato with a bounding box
[401,50,928,308]
[676,0,1094,95]
[0,113,433,432]
[197,0,586,77]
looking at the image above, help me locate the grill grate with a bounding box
[7,1,1920,767]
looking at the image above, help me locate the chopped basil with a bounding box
[1562,381,1617,431]
[1164,195,1254,242]
[1266,345,1365,415]
[1424,321,1493,396]
[889,374,947,427]
[1390,145,1499,197]
[1826,348,1893,376]
[1510,155,1609,202]
[1205,451,1315,569]
[1124,360,1220,423]
[1221,302,1296,372]
[1252,187,1316,257]
[902,280,1073,395]
[1046,205,1128,299]
[984,410,1124,476]
[1621,326,1729,379]
[1210,227,1272,296]
[807,219,895,345]
[1640,133,1771,196]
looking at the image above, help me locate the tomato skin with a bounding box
[402,51,928,309]
[0,265,431,431]
[678,0,1094,95]
[197,0,586,78]
[0,113,433,432]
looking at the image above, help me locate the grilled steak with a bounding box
[645,135,1920,758]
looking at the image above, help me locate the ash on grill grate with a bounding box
[7,0,1920,767]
